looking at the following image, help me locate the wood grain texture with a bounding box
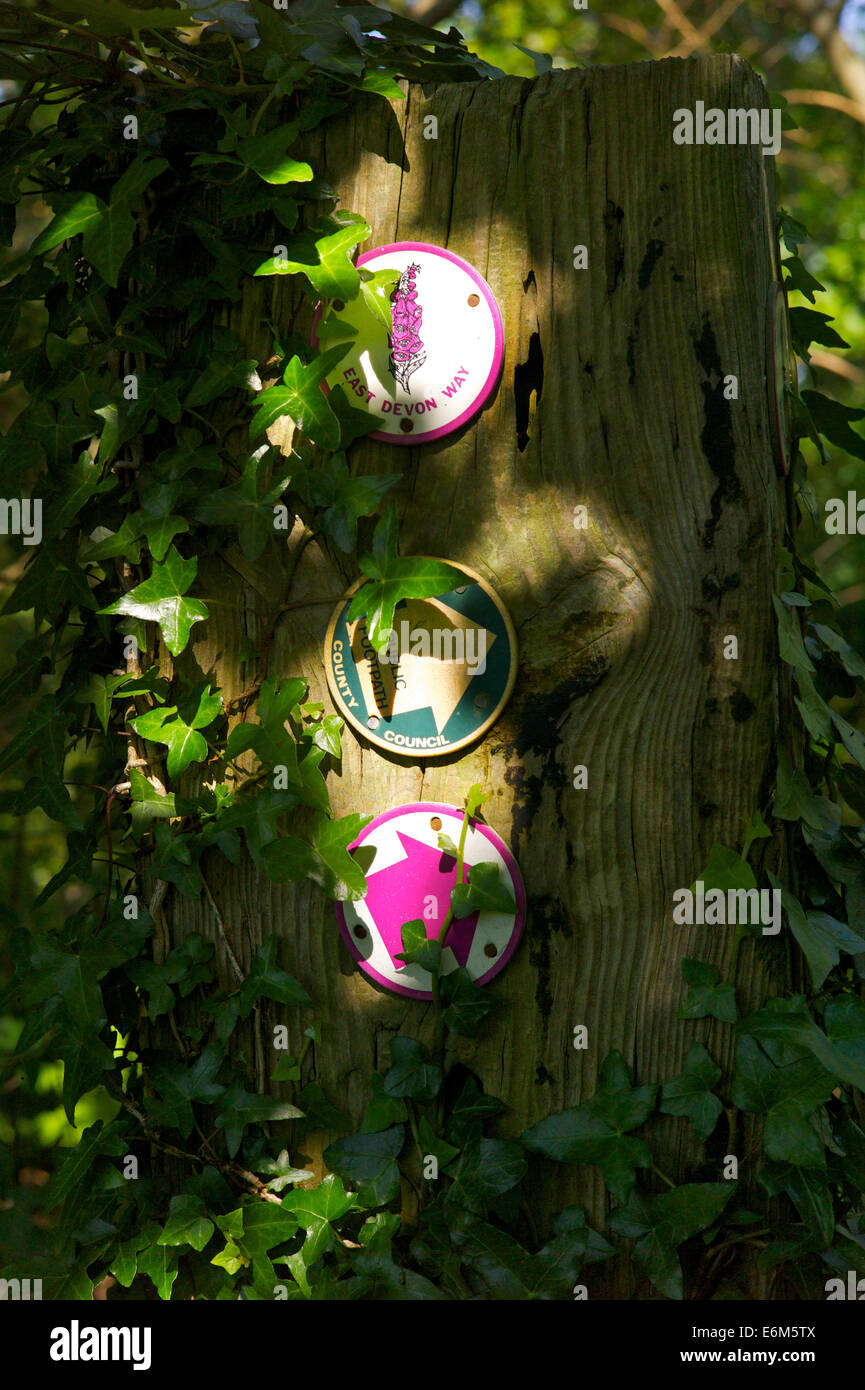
[162,54,789,1295]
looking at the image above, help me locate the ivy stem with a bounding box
[728,927,744,988]
[651,1164,677,1189]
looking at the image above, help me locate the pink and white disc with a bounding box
[312,242,504,444]
[335,802,525,999]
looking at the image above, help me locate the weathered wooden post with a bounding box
[173,53,788,1295]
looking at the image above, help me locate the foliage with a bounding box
[0,0,863,1303]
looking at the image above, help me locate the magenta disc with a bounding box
[311,241,504,445]
[335,802,525,998]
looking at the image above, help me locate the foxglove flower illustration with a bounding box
[388,263,426,393]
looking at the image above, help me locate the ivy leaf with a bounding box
[660,1044,723,1139]
[773,752,840,836]
[250,345,350,448]
[185,357,259,409]
[763,1099,826,1168]
[99,546,208,657]
[157,1194,214,1252]
[147,1045,226,1137]
[194,448,291,559]
[360,1072,408,1133]
[770,874,865,990]
[383,1037,442,1104]
[810,622,865,679]
[521,1051,657,1202]
[307,811,373,899]
[439,967,497,1036]
[128,767,176,832]
[793,666,835,744]
[215,1089,304,1158]
[253,211,370,299]
[237,124,313,184]
[677,958,737,1023]
[82,200,135,287]
[445,1075,507,1149]
[137,1242,180,1300]
[450,860,516,919]
[280,1174,356,1266]
[801,390,865,462]
[782,254,825,303]
[237,1203,300,1256]
[290,453,398,553]
[30,191,105,254]
[395,918,442,975]
[737,996,865,1091]
[691,842,757,894]
[825,996,865,1071]
[830,708,865,772]
[347,505,464,656]
[758,1160,834,1244]
[609,1184,734,1300]
[238,935,311,1012]
[444,1137,527,1217]
[131,683,222,779]
[351,1252,448,1301]
[788,307,849,355]
[323,1125,404,1207]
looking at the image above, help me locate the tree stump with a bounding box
[168,53,788,1295]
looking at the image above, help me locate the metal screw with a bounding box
[467,293,480,307]
[484,942,497,957]
[367,715,379,730]
[400,418,414,432]
[430,816,442,830]
[353,924,368,940]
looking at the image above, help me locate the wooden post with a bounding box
[171,54,788,1295]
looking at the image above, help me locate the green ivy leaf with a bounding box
[773,595,815,672]
[770,874,865,989]
[439,967,497,1036]
[660,1044,723,1139]
[30,191,105,254]
[789,307,849,355]
[131,682,223,778]
[450,860,516,919]
[677,958,737,1023]
[323,1125,404,1207]
[444,1136,527,1217]
[252,211,371,299]
[250,345,350,448]
[280,1174,356,1266]
[307,811,373,899]
[290,452,398,553]
[383,1037,442,1104]
[801,389,865,462]
[737,996,865,1091]
[360,1072,408,1133]
[137,1241,180,1299]
[395,919,442,975]
[609,1183,735,1300]
[157,1194,214,1252]
[521,1052,657,1202]
[347,505,464,656]
[99,546,208,657]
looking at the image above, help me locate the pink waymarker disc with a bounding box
[335,802,525,998]
[311,241,504,445]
